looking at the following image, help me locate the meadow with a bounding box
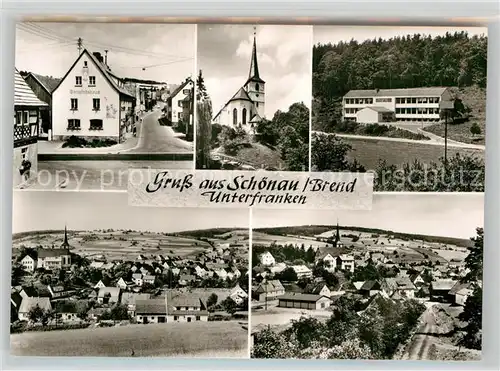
[342,137,484,170]
[10,321,248,357]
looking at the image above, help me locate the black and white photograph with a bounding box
[14,22,196,191]
[311,26,487,192]
[10,191,250,358]
[250,193,484,361]
[196,24,312,171]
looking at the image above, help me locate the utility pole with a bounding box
[77,38,83,55]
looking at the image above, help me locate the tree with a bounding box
[206,293,218,309]
[27,304,45,324]
[11,264,25,286]
[470,123,481,136]
[251,328,297,359]
[276,267,298,282]
[311,132,358,171]
[458,286,482,350]
[196,69,209,101]
[462,228,483,283]
[110,304,130,321]
[221,297,237,315]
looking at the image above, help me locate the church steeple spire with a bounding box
[61,224,70,249]
[248,26,262,82]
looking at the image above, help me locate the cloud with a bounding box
[197,24,312,118]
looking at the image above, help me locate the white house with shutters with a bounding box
[51,49,135,142]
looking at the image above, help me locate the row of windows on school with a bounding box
[345,107,441,115]
[69,98,129,112]
[344,97,442,105]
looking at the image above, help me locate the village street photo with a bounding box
[14,22,195,190]
[10,191,250,357]
[311,26,487,192]
[250,193,484,361]
[196,24,312,171]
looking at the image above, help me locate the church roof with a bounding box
[213,87,254,121]
[247,34,265,84]
[229,87,253,103]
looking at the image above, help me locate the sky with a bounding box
[15,22,196,84]
[313,25,488,45]
[197,24,312,119]
[12,191,249,234]
[253,193,484,240]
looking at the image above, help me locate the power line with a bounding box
[23,22,192,61]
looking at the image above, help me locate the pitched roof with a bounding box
[11,291,23,307]
[28,72,61,93]
[19,297,51,313]
[213,87,255,121]
[21,286,38,297]
[37,247,70,258]
[167,78,192,101]
[344,87,449,98]
[14,69,47,107]
[52,49,135,100]
[165,291,202,310]
[277,293,328,302]
[135,299,167,315]
[121,292,151,306]
[431,279,457,291]
[255,279,285,293]
[304,282,329,295]
[448,282,473,295]
[360,280,381,291]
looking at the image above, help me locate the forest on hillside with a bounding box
[312,31,488,131]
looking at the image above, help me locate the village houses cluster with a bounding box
[252,229,476,314]
[11,229,248,330]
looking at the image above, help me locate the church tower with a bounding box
[244,27,265,119]
[61,224,70,249]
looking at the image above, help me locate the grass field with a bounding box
[12,229,237,262]
[10,321,248,357]
[343,137,484,170]
[251,231,330,249]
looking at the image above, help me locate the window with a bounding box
[75,76,82,86]
[174,316,178,321]
[22,111,28,125]
[232,108,237,126]
[71,98,78,111]
[242,108,247,126]
[67,119,81,130]
[196,316,200,321]
[89,76,96,86]
[89,119,103,130]
[178,100,183,107]
[255,83,259,91]
[177,112,182,121]
[182,88,191,95]
[84,61,88,67]
[93,98,101,111]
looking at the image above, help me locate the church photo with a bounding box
[196,24,312,171]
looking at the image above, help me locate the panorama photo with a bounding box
[11,191,250,358]
[311,26,487,192]
[251,193,484,361]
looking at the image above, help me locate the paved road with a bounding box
[21,160,192,191]
[127,110,193,153]
[312,130,485,150]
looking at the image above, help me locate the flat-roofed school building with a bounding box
[342,87,453,124]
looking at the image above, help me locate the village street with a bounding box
[126,106,193,154]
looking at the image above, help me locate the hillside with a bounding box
[423,86,486,144]
[312,31,488,132]
[253,225,473,248]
